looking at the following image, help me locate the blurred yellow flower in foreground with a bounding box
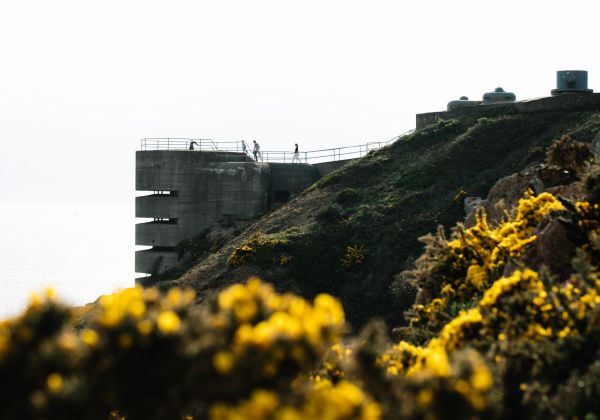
[46,373,63,394]
[157,310,181,334]
[80,329,99,347]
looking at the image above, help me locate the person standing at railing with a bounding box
[188,140,199,151]
[241,140,249,156]
[292,143,301,163]
[252,140,262,162]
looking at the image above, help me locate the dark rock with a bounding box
[463,196,482,218]
[538,166,579,188]
[466,165,581,227]
[517,218,577,279]
[466,170,542,227]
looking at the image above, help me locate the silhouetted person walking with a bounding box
[253,140,262,162]
[292,143,301,163]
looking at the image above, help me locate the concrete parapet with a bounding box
[514,93,600,113]
[136,151,260,192]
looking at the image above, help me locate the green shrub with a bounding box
[546,134,594,173]
[335,188,361,206]
[315,204,345,225]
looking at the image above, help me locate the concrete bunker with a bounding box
[417,70,598,129]
[135,150,321,277]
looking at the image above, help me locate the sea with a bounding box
[0,202,137,318]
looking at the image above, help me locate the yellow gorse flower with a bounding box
[213,351,235,375]
[98,286,147,327]
[157,310,181,334]
[46,373,63,394]
[80,329,99,347]
[227,233,290,267]
[209,380,381,420]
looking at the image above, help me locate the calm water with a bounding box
[0,203,136,318]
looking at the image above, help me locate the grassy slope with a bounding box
[170,109,600,330]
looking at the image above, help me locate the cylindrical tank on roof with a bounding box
[447,96,483,111]
[551,70,593,95]
[482,87,516,104]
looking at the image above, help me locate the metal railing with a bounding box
[260,141,387,164]
[140,138,243,152]
[140,129,414,164]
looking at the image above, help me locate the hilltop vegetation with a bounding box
[165,110,600,330]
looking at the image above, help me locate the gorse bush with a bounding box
[3,190,600,419]
[227,233,290,268]
[389,192,600,418]
[0,281,346,419]
[341,245,368,268]
[404,192,564,337]
[546,134,594,173]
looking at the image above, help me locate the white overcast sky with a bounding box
[0,0,599,206]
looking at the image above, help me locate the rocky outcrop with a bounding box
[466,165,583,227]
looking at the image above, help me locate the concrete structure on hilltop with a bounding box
[418,70,599,129]
[417,91,600,129]
[135,149,350,276]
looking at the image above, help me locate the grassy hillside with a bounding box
[158,110,600,330]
